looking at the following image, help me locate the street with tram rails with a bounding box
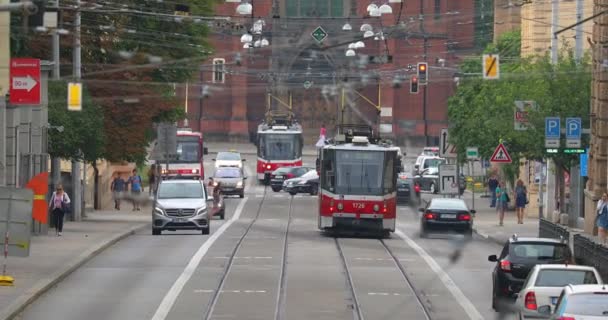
[18,153,512,320]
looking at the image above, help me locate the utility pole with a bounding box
[50,0,61,191]
[419,0,429,146]
[70,0,82,221]
[551,0,559,64]
[575,0,584,61]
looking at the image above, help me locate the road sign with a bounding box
[440,128,457,157]
[67,82,82,111]
[580,149,588,177]
[9,58,41,105]
[545,117,560,148]
[514,101,537,131]
[0,187,33,257]
[303,81,313,89]
[153,123,178,161]
[482,54,499,80]
[490,143,512,163]
[466,147,479,160]
[311,26,328,43]
[439,164,459,194]
[566,117,582,148]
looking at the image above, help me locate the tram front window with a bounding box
[335,151,383,195]
[176,138,200,163]
[259,134,301,160]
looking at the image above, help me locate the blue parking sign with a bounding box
[566,118,582,139]
[545,117,560,139]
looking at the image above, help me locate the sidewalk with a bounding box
[0,210,148,320]
[461,192,539,245]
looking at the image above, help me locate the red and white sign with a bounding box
[9,58,41,105]
[490,143,512,163]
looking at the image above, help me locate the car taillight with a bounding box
[557,317,575,320]
[424,212,437,220]
[500,260,511,272]
[458,214,471,221]
[525,291,537,310]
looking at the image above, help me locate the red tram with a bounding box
[256,116,303,184]
[317,126,400,235]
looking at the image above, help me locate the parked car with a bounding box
[152,179,211,235]
[283,170,319,195]
[413,155,445,175]
[537,284,608,319]
[212,167,246,198]
[515,264,603,319]
[213,151,245,169]
[419,198,474,237]
[269,166,313,192]
[397,172,413,204]
[488,235,573,312]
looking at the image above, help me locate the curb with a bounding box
[0,223,149,320]
[473,227,505,245]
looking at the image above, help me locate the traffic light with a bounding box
[410,76,419,94]
[417,62,428,85]
[27,0,46,28]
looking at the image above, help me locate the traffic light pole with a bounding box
[423,37,429,146]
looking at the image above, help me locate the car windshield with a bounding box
[217,152,240,161]
[158,183,205,199]
[510,243,569,260]
[423,158,445,169]
[215,168,241,178]
[535,269,598,287]
[300,170,317,180]
[273,167,292,175]
[564,293,608,316]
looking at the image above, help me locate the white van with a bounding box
[414,156,446,175]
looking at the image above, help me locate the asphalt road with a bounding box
[19,153,518,320]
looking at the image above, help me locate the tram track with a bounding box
[202,185,295,320]
[334,236,433,320]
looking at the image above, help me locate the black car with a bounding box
[397,173,412,204]
[269,166,313,192]
[419,198,475,237]
[283,170,319,195]
[488,236,573,312]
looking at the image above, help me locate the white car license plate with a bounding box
[175,218,186,223]
[398,188,408,191]
[551,297,558,304]
[441,214,457,219]
[275,175,283,179]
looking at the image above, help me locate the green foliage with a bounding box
[449,31,591,177]
[47,81,105,163]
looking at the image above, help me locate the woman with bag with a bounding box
[515,179,528,224]
[48,184,71,236]
[495,181,509,226]
[596,192,608,245]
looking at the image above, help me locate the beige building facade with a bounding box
[521,0,593,57]
[494,0,521,42]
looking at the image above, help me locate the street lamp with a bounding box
[236,2,252,15]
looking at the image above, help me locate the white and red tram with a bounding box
[256,121,303,184]
[318,131,400,235]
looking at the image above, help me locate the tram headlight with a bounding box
[266,164,272,170]
[337,203,344,211]
[191,169,198,174]
[373,204,380,212]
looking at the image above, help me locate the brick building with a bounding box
[181,0,476,146]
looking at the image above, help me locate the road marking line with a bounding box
[194,289,214,293]
[395,229,484,320]
[151,197,249,320]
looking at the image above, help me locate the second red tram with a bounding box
[318,130,400,235]
[256,121,303,184]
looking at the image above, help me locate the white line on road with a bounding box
[395,229,484,320]
[151,197,249,320]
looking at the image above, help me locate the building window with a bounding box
[434,0,441,20]
[286,0,344,17]
[212,58,225,83]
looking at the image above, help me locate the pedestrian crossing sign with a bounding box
[490,143,512,163]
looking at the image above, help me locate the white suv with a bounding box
[516,264,603,319]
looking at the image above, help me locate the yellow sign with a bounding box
[483,54,499,80]
[67,82,82,111]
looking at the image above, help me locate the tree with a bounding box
[449,31,591,191]
[47,80,105,163]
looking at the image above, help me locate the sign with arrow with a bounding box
[490,143,512,163]
[9,58,41,105]
[440,128,457,157]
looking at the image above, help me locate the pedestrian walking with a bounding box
[488,174,499,208]
[596,192,608,245]
[48,184,71,236]
[127,169,143,211]
[515,179,528,224]
[496,182,509,226]
[110,173,126,210]
[148,164,157,196]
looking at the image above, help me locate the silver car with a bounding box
[152,179,212,235]
[212,167,246,198]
